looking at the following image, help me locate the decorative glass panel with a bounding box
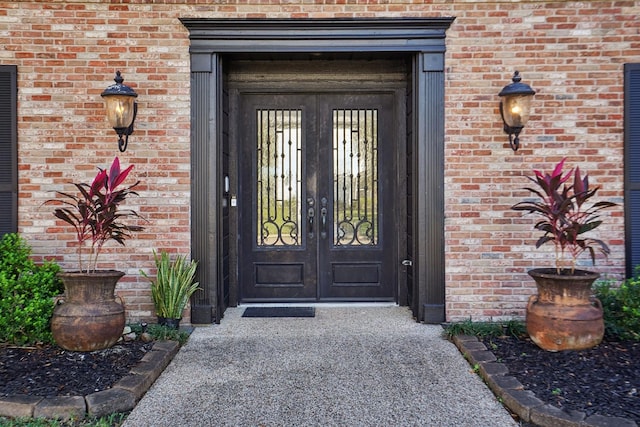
[333,109,378,247]
[256,109,302,246]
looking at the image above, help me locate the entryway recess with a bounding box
[181,18,455,324]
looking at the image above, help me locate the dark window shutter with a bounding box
[0,65,17,238]
[625,64,640,277]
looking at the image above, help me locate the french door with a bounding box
[239,92,397,302]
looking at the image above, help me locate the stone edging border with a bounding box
[0,340,179,421]
[451,335,637,427]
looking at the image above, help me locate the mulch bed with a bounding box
[0,340,153,397]
[481,335,640,423]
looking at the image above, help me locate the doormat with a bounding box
[241,307,316,318]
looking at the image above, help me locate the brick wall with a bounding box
[1,0,637,323]
[443,0,636,320]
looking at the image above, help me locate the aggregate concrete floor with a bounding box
[123,305,518,427]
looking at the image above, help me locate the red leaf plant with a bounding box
[511,158,617,275]
[46,157,145,273]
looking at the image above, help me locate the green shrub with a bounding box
[0,233,32,277]
[0,233,63,345]
[595,270,640,341]
[129,322,190,345]
[443,319,526,339]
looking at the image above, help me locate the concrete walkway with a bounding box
[123,306,517,427]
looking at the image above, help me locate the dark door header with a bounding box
[180,18,455,54]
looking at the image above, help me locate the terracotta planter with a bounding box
[526,268,604,351]
[51,271,126,352]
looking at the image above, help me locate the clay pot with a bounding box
[51,271,126,352]
[526,268,604,351]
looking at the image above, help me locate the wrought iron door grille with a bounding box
[256,109,302,247]
[333,109,379,247]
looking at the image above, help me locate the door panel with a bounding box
[318,95,395,300]
[240,92,396,302]
[240,95,317,301]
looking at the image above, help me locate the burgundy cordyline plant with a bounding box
[511,158,616,275]
[47,157,144,273]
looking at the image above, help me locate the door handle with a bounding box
[307,197,315,236]
[320,197,328,239]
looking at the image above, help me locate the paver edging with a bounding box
[0,340,180,421]
[451,335,638,427]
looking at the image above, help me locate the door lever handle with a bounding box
[308,207,315,234]
[320,197,328,239]
[307,197,315,236]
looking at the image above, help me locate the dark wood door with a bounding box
[239,92,396,302]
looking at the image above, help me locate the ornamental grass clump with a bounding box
[511,158,617,275]
[46,157,144,273]
[142,250,200,320]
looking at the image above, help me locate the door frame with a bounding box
[181,18,455,323]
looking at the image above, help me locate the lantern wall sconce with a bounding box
[498,71,535,151]
[101,71,138,152]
